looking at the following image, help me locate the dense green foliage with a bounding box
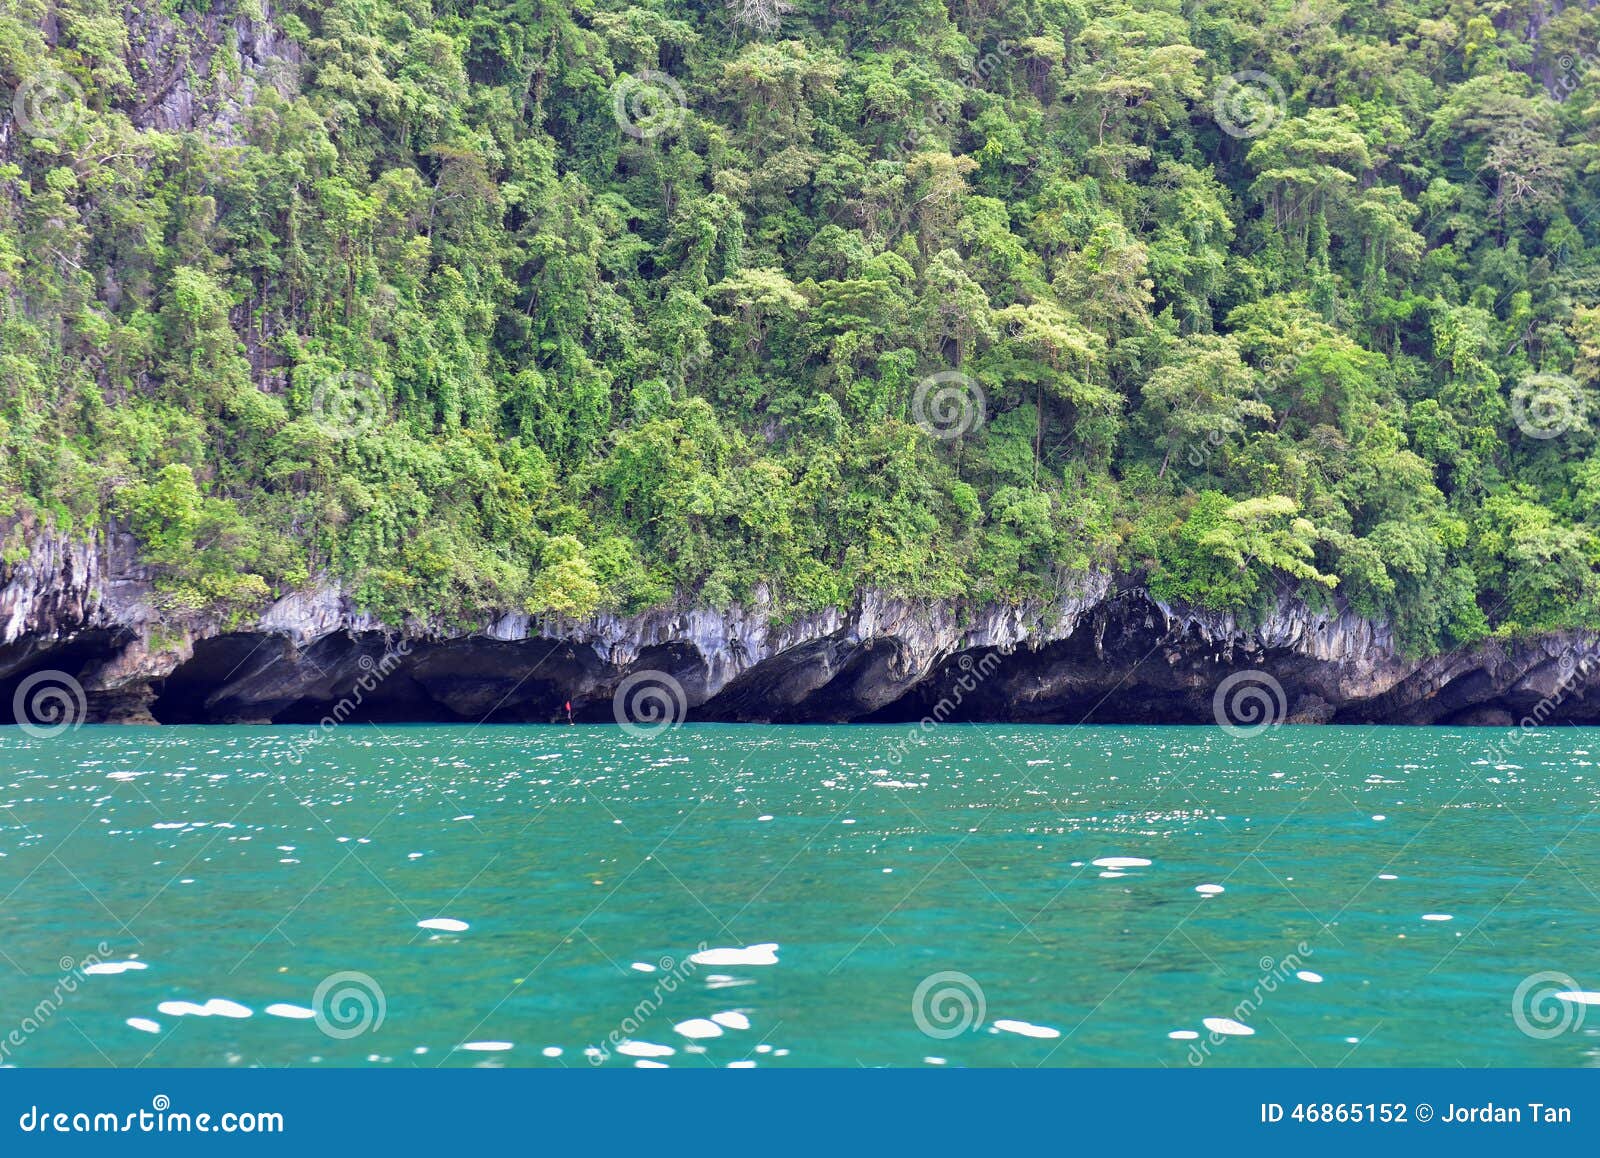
[3,0,1600,650]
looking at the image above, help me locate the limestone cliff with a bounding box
[3,528,1597,728]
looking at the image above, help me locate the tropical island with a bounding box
[4,0,1600,724]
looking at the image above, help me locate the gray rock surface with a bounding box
[4,527,1599,727]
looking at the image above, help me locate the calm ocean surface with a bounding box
[1,723,1596,1067]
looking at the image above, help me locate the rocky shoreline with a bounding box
[3,527,1598,727]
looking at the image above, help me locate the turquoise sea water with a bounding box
[0,723,1596,1068]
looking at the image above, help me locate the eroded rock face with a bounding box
[0,525,171,722]
[4,528,1600,727]
[125,2,303,141]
